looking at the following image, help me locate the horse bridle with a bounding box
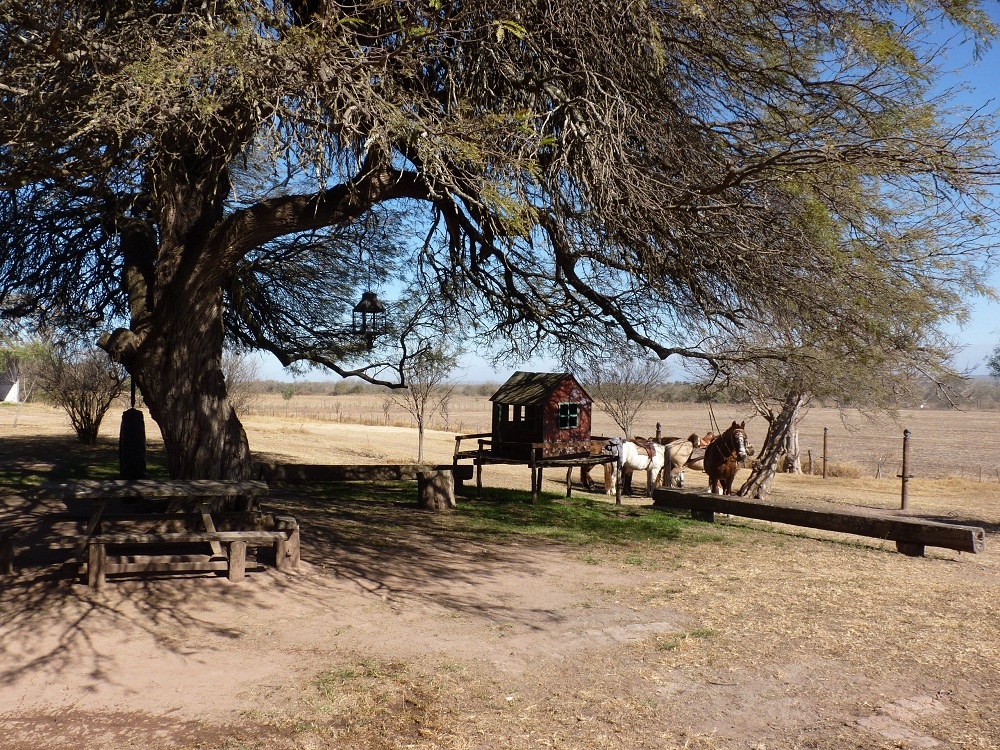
[713,427,748,462]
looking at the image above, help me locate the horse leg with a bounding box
[708,473,722,495]
[675,469,685,488]
[622,466,634,495]
[580,464,593,490]
[722,465,736,495]
[603,463,613,495]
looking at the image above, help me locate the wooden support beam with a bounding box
[228,541,247,582]
[30,479,268,501]
[88,542,106,589]
[652,487,986,555]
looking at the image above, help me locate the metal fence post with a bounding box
[822,427,828,479]
[899,428,912,510]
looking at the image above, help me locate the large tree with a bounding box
[2,1,998,481]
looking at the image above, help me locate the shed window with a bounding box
[558,402,580,429]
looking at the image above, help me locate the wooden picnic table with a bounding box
[5,479,298,588]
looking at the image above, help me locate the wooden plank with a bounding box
[198,503,223,557]
[652,487,986,554]
[87,531,287,545]
[102,560,230,575]
[44,511,262,524]
[29,479,268,501]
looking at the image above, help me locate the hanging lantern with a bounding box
[352,291,387,349]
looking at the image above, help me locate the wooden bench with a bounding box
[6,479,299,586]
[84,528,297,588]
[652,487,986,556]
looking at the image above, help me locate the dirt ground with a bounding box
[2,400,1000,749]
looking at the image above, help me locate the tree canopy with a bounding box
[1,0,998,479]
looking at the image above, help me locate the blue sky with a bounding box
[258,14,1000,384]
[937,17,1000,376]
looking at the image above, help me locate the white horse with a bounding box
[604,439,666,497]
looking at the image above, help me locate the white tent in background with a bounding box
[1,377,17,403]
[1,361,19,403]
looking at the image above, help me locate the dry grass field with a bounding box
[2,395,1000,749]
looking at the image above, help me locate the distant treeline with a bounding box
[251,377,1000,410]
[252,378,710,400]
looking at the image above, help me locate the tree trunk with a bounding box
[739,390,804,500]
[782,427,802,473]
[135,287,252,481]
[96,160,257,486]
[100,216,252,484]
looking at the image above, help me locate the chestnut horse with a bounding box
[704,421,750,495]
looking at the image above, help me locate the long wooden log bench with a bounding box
[652,487,986,557]
[255,462,474,483]
[255,462,475,510]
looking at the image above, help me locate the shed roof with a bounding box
[489,371,584,406]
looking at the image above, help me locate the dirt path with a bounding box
[2,405,1000,748]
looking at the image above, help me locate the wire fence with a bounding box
[243,396,1000,483]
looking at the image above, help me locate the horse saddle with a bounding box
[633,439,657,460]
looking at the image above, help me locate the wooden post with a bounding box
[807,450,813,475]
[530,452,538,504]
[228,541,247,582]
[274,516,300,571]
[565,466,573,497]
[615,446,623,506]
[822,428,828,479]
[88,543,106,589]
[899,428,912,510]
[476,440,485,499]
[453,436,463,489]
[655,422,661,441]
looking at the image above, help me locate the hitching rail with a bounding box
[652,487,985,556]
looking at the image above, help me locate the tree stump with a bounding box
[417,470,456,510]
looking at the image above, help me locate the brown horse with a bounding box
[704,421,750,495]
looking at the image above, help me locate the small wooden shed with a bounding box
[489,372,593,460]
